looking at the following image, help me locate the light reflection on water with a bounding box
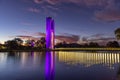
[58,51,120,68]
[0,51,120,80]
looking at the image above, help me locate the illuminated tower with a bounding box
[46,17,55,49]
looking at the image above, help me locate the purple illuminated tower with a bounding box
[46,17,55,49]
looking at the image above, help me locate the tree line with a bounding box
[0,28,120,50]
[0,38,119,50]
[55,41,119,48]
[0,37,46,50]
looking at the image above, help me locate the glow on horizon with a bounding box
[0,41,4,44]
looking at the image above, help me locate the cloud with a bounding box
[16,35,35,40]
[44,5,59,11]
[88,37,115,42]
[85,37,116,46]
[82,37,88,42]
[33,0,43,4]
[89,0,114,7]
[34,32,80,43]
[16,35,42,41]
[46,0,61,5]
[94,0,120,22]
[34,32,46,37]
[15,32,117,46]
[66,0,109,7]
[95,9,120,22]
[31,0,120,22]
[88,37,116,45]
[55,33,80,43]
[81,33,116,45]
[33,0,114,7]
[16,32,116,45]
[91,37,116,45]
[91,33,105,38]
[27,7,40,13]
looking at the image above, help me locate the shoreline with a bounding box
[1,48,120,52]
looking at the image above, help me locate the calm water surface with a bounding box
[0,51,120,80]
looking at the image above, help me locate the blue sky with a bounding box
[0,0,120,44]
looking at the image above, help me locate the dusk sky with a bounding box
[0,0,120,44]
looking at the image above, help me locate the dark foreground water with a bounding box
[0,51,120,80]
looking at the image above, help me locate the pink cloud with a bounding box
[82,0,110,7]
[33,0,43,4]
[31,0,120,21]
[16,35,35,40]
[88,37,115,42]
[16,32,80,43]
[92,0,120,22]
[45,5,59,10]
[95,9,120,22]
[34,32,80,43]
[55,33,80,43]
[34,32,46,37]
[81,33,116,45]
[19,31,35,37]
[16,32,117,45]
[16,35,40,41]
[88,37,116,45]
[46,0,61,5]
[33,0,114,7]
[56,35,79,43]
[91,34,105,39]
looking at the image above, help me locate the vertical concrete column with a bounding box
[46,17,55,49]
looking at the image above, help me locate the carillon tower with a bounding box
[46,17,55,49]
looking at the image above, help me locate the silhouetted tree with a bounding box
[31,40,35,48]
[35,40,41,47]
[40,37,46,48]
[55,42,63,48]
[115,28,120,40]
[25,40,31,46]
[24,39,35,49]
[82,43,89,48]
[13,38,23,45]
[89,42,100,47]
[55,41,82,48]
[106,41,119,47]
[5,40,18,49]
[5,38,23,50]
[24,37,46,49]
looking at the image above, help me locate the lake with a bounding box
[0,51,120,80]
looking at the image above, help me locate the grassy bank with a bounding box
[0,49,47,52]
[1,48,120,52]
[53,48,120,51]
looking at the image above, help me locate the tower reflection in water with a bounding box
[45,51,55,80]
